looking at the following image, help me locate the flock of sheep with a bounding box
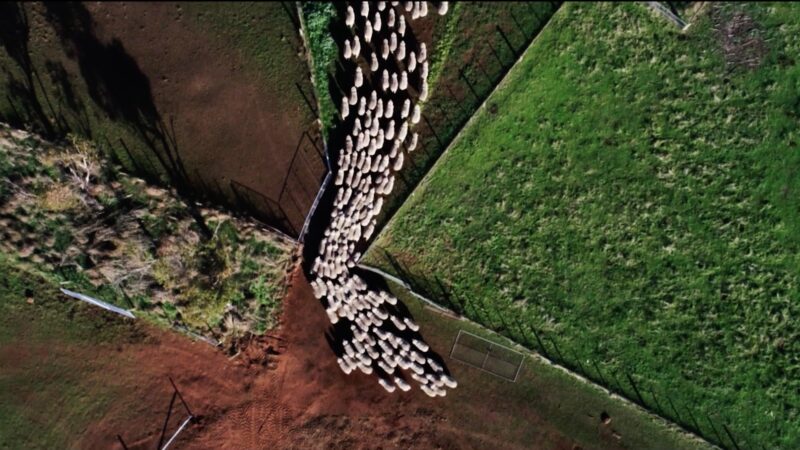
[309,1,456,397]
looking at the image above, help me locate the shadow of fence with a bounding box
[368,245,764,450]
[372,2,563,243]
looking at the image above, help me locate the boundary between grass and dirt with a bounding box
[361,263,719,450]
[361,4,721,450]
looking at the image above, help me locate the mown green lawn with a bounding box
[368,3,800,448]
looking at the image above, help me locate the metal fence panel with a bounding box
[450,330,524,382]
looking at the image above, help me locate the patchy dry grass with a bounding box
[0,123,295,348]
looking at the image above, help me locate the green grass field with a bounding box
[367,3,800,448]
[378,2,561,229]
[384,277,711,450]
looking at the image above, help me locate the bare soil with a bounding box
[4,265,586,449]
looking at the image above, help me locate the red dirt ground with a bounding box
[35,266,582,449]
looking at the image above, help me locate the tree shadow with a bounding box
[0,3,56,137]
[40,2,211,239]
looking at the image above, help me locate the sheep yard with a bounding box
[367,2,800,448]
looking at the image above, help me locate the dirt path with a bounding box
[3,263,584,449]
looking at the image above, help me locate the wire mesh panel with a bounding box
[450,330,525,381]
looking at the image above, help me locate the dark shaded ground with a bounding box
[0,2,326,238]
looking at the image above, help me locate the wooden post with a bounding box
[169,376,194,417]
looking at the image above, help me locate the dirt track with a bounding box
[59,266,580,449]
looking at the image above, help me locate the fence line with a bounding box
[359,261,726,450]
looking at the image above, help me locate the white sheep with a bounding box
[375,99,384,119]
[346,5,356,27]
[385,119,395,140]
[379,377,396,393]
[412,338,429,352]
[411,104,421,124]
[370,52,379,72]
[374,12,382,31]
[400,98,410,118]
[361,1,370,17]
[419,43,427,63]
[420,1,429,17]
[399,71,408,90]
[408,51,417,72]
[358,97,366,116]
[419,79,429,101]
[381,39,390,60]
[385,99,394,118]
[382,69,390,91]
[390,72,399,93]
[404,1,414,12]
[394,377,412,392]
[411,2,420,19]
[344,39,353,59]
[398,121,408,141]
[393,152,404,171]
[378,360,394,374]
[352,36,362,58]
[387,8,396,28]
[397,41,406,62]
[407,132,419,152]
[341,97,350,120]
[364,20,373,43]
[355,66,364,88]
[398,15,406,36]
[404,317,420,331]
[378,1,387,12]
[349,86,358,105]
[420,384,437,398]
[390,32,398,52]
[368,90,377,110]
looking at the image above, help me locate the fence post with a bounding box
[665,395,684,424]
[548,336,567,365]
[624,372,648,408]
[568,347,588,378]
[683,404,704,436]
[458,68,480,102]
[591,360,609,387]
[705,413,725,446]
[529,327,551,360]
[722,423,742,450]
[649,388,666,418]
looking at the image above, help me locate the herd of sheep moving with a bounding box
[309,1,456,397]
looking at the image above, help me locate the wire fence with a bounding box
[369,247,770,450]
[376,2,564,238]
